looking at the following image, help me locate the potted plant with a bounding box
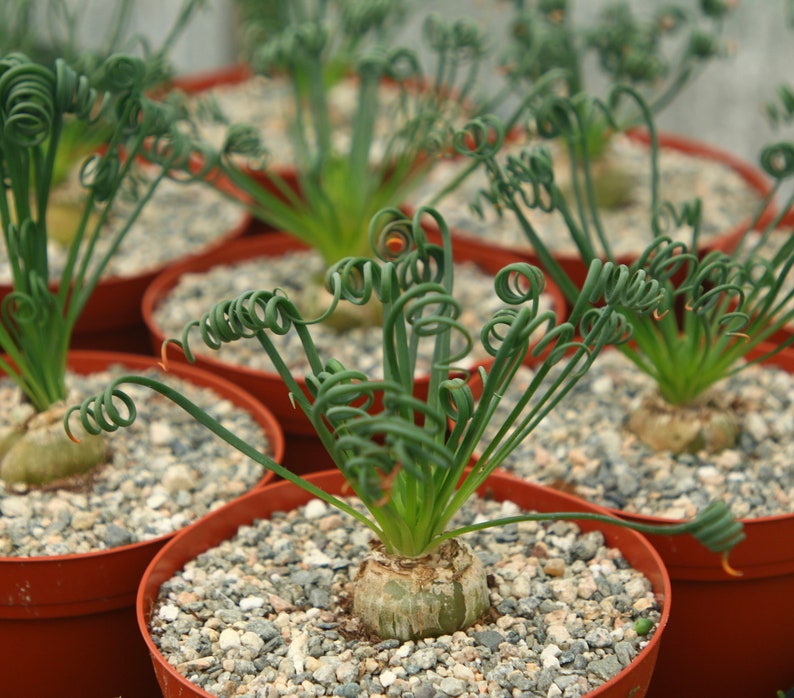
[0,50,284,697]
[497,0,736,198]
[71,205,745,696]
[141,8,572,473]
[463,86,794,696]
[0,0,252,353]
[417,0,772,288]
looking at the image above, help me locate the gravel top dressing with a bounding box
[482,350,794,521]
[0,365,272,558]
[151,495,661,698]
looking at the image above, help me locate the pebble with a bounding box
[148,496,661,697]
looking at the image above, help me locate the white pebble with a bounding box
[218,628,241,651]
[158,604,180,622]
[149,420,174,446]
[540,644,561,670]
[379,670,398,688]
[162,464,195,492]
[240,596,266,612]
[241,631,265,653]
[146,492,169,509]
[70,511,97,531]
[1,498,32,518]
[303,498,329,520]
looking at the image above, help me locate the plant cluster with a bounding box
[68,202,744,640]
[463,83,794,453]
[498,0,735,143]
[181,4,490,267]
[0,41,208,484]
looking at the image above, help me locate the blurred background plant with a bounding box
[180,3,494,269]
[484,0,737,207]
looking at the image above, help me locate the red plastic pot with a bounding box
[0,350,283,698]
[616,345,794,698]
[138,469,672,698]
[142,233,566,439]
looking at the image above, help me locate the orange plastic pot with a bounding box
[616,345,794,698]
[138,469,672,698]
[0,350,283,698]
[142,233,566,440]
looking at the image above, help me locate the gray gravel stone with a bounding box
[0,365,271,557]
[147,496,661,697]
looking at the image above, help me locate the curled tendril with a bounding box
[306,365,375,413]
[500,149,559,213]
[371,213,415,264]
[396,244,446,292]
[341,0,398,36]
[253,20,327,74]
[759,142,794,181]
[355,46,391,81]
[79,150,122,202]
[579,306,634,347]
[93,54,146,93]
[685,500,746,557]
[423,13,486,59]
[65,383,137,440]
[222,123,270,170]
[584,261,665,316]
[402,289,463,340]
[328,256,382,305]
[684,254,745,317]
[634,236,696,287]
[53,59,98,120]
[173,289,306,362]
[534,95,577,140]
[450,115,505,161]
[0,60,55,148]
[493,263,547,311]
[439,376,475,426]
[2,288,48,330]
[382,46,422,84]
[480,306,557,359]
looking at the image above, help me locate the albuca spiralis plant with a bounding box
[464,83,794,454]
[233,0,410,89]
[492,0,735,207]
[0,40,208,485]
[499,0,734,137]
[184,6,489,268]
[67,203,744,641]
